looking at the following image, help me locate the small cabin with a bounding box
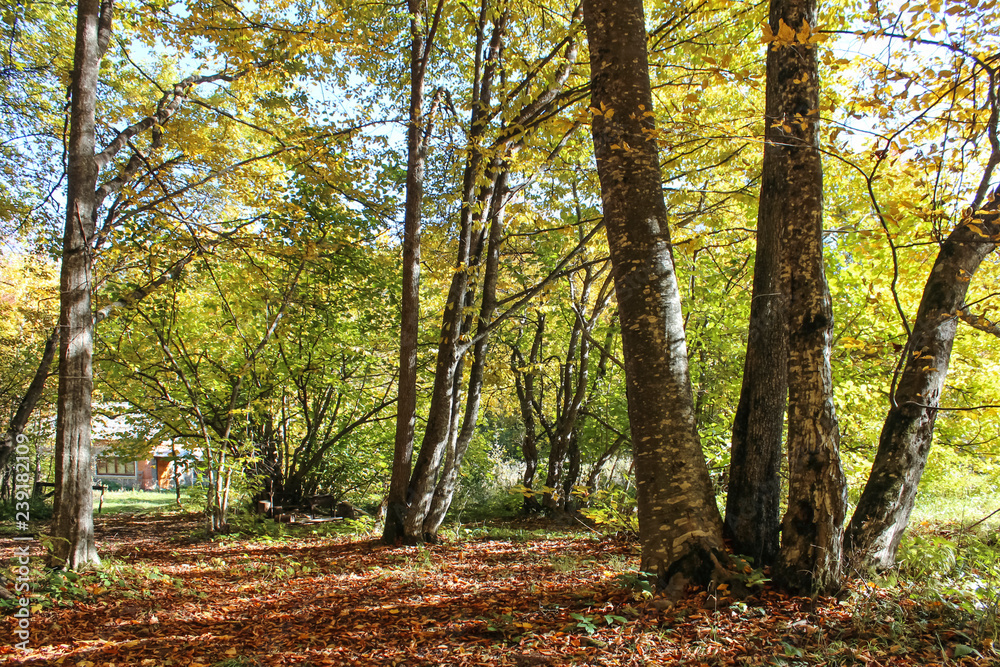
[92,441,198,490]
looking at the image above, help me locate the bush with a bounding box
[577,485,638,538]
[0,493,53,522]
[897,529,1000,641]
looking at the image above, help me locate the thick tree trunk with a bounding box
[769,0,846,594]
[582,0,726,594]
[50,0,111,570]
[384,0,441,543]
[723,0,791,566]
[845,196,999,570]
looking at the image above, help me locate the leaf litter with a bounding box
[2,513,996,666]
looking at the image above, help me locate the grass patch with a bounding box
[98,489,186,516]
[909,487,1000,530]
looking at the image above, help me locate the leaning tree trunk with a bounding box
[845,194,1000,570]
[770,0,847,595]
[0,328,58,471]
[422,168,509,537]
[582,0,726,595]
[50,0,112,570]
[723,0,791,566]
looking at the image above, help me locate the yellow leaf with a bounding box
[777,19,795,43]
[796,20,812,44]
[760,22,775,43]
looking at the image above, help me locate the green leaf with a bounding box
[954,644,978,658]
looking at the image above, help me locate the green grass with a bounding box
[97,489,186,516]
[910,486,1000,530]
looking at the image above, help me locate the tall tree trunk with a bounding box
[582,0,726,594]
[50,0,112,570]
[403,4,505,542]
[423,169,509,536]
[723,0,791,566]
[384,0,444,543]
[770,0,846,595]
[845,195,1000,570]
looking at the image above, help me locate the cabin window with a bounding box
[96,458,135,476]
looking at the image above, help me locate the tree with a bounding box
[845,193,1000,569]
[49,0,113,570]
[98,209,399,531]
[508,260,615,513]
[582,0,727,594]
[828,2,1000,570]
[723,3,790,567]
[384,0,446,543]
[397,1,588,543]
[843,56,1000,569]
[761,0,847,594]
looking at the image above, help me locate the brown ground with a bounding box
[1,512,995,666]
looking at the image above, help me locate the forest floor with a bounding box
[2,511,997,666]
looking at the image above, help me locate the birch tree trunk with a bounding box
[582,0,726,594]
[769,0,847,595]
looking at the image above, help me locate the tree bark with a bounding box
[384,0,444,543]
[403,5,506,542]
[845,195,1000,570]
[769,0,847,594]
[512,317,544,513]
[422,168,509,536]
[582,0,726,594]
[723,0,791,567]
[50,0,112,570]
[0,328,58,471]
